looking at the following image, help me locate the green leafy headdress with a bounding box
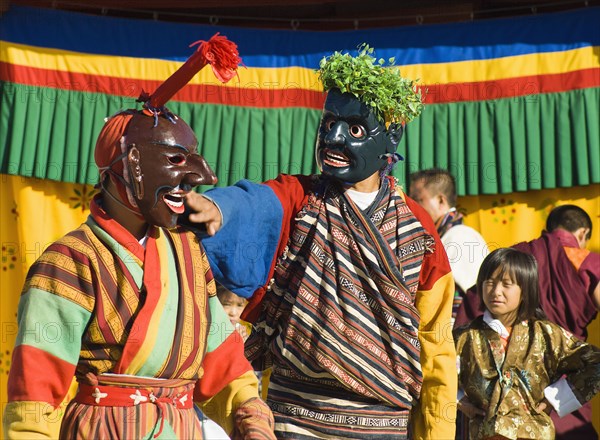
[317,44,423,125]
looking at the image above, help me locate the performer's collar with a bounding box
[90,195,156,261]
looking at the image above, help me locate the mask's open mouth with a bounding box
[322,148,350,168]
[163,189,186,214]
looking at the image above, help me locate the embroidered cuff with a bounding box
[544,377,582,417]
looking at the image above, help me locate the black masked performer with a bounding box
[186,45,457,439]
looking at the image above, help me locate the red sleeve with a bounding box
[8,345,76,407]
[404,194,452,290]
[454,286,483,327]
[194,332,253,401]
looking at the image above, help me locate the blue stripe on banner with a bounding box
[1,5,599,67]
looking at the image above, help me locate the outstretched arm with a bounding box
[183,176,309,319]
[183,181,284,302]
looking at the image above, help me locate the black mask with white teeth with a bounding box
[316,88,403,184]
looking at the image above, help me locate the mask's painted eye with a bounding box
[168,154,187,165]
[324,118,336,131]
[349,124,366,138]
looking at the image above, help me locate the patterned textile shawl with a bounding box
[247,177,433,413]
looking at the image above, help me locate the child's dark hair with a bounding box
[477,248,547,322]
[216,282,234,299]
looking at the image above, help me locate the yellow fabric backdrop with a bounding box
[0,175,95,437]
[1,175,599,436]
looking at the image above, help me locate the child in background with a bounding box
[216,283,271,401]
[217,283,250,341]
[454,248,600,440]
[194,286,252,439]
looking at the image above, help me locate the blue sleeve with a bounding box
[201,180,283,299]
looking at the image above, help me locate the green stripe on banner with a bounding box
[396,87,600,195]
[0,81,322,189]
[1,81,599,195]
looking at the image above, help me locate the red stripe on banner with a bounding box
[421,67,600,103]
[2,61,598,106]
[0,61,325,109]
[7,344,76,407]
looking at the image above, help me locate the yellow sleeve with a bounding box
[411,271,458,440]
[3,401,60,440]
[3,379,77,440]
[199,370,260,435]
[261,367,272,401]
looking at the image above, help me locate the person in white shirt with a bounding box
[409,168,489,321]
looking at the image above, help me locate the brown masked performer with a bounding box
[186,45,457,439]
[2,34,275,440]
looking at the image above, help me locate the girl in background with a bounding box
[454,248,600,439]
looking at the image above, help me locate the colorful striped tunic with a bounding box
[3,197,261,439]
[202,174,458,439]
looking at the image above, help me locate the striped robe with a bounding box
[202,174,457,439]
[3,197,260,439]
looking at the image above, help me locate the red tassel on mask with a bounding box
[141,32,242,111]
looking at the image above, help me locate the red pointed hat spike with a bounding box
[140,33,242,112]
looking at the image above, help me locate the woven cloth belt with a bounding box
[75,378,195,438]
